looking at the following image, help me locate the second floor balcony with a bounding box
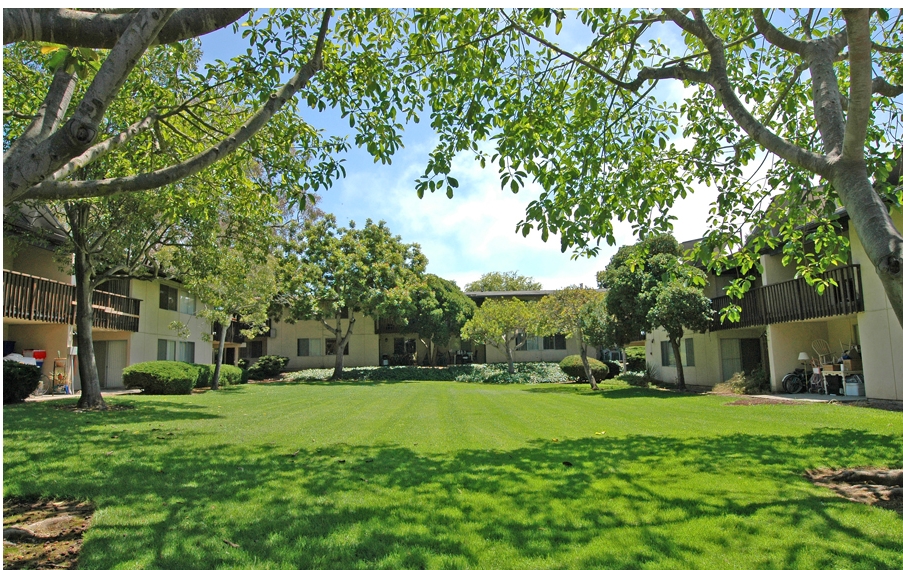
[3,269,142,332]
[709,264,863,331]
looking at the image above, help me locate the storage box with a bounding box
[844,377,864,397]
[842,358,862,371]
[822,363,839,371]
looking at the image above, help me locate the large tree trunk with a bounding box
[670,337,686,391]
[504,340,515,375]
[211,321,228,390]
[74,250,106,410]
[327,312,354,380]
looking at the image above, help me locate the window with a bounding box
[518,336,542,351]
[297,338,323,357]
[179,291,196,315]
[157,339,176,361]
[662,339,695,368]
[543,334,567,350]
[179,341,195,364]
[159,284,178,311]
[248,340,264,358]
[326,338,349,355]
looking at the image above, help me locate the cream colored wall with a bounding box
[850,209,903,401]
[760,252,798,285]
[5,322,72,380]
[482,336,589,366]
[268,316,380,370]
[3,242,72,283]
[127,279,213,366]
[648,326,764,386]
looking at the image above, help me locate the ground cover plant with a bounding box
[4,381,902,569]
[285,362,568,384]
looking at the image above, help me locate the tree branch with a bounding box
[50,110,159,181]
[752,9,808,55]
[19,9,334,203]
[3,8,249,48]
[3,56,76,161]
[841,9,872,163]
[873,76,903,98]
[4,8,175,205]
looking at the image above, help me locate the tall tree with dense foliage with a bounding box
[280,215,427,379]
[461,298,540,374]
[465,271,543,292]
[381,8,903,331]
[536,286,607,389]
[598,235,714,389]
[402,274,476,366]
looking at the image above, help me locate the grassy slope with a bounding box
[4,381,903,569]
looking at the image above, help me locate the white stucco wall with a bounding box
[850,209,903,401]
[267,316,380,370]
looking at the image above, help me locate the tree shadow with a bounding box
[5,418,902,569]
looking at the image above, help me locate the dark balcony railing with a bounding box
[3,269,141,332]
[212,317,272,344]
[710,264,863,331]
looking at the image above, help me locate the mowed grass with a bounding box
[4,380,903,569]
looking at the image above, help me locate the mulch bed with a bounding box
[725,397,810,406]
[3,497,94,569]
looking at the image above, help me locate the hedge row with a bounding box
[123,361,245,394]
[4,360,42,404]
[285,362,570,384]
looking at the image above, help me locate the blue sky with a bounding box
[199,12,719,290]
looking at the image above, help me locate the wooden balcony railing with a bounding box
[3,269,141,332]
[710,264,863,331]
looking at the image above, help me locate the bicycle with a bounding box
[781,368,810,394]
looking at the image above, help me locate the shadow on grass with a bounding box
[4,412,902,568]
[524,384,699,399]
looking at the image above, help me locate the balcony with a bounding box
[3,269,141,332]
[710,264,863,331]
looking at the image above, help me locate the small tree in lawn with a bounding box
[181,250,277,390]
[461,298,539,375]
[646,282,714,390]
[281,215,427,379]
[598,234,714,390]
[402,274,476,366]
[537,286,607,389]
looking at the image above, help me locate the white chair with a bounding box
[811,339,835,366]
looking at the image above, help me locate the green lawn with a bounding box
[4,380,903,569]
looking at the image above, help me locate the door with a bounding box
[93,340,128,388]
[721,338,763,381]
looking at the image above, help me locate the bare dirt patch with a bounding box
[807,468,903,515]
[3,497,94,569]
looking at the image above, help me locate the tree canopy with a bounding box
[464,271,543,292]
[461,298,540,374]
[536,286,607,389]
[598,234,714,389]
[402,274,476,366]
[279,215,427,379]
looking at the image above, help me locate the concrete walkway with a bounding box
[744,392,867,403]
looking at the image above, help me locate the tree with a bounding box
[464,271,543,292]
[536,286,607,389]
[280,215,427,379]
[402,274,476,366]
[180,249,277,390]
[598,234,715,389]
[384,9,903,332]
[461,298,540,374]
[2,8,406,206]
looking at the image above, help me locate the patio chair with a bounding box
[811,339,835,366]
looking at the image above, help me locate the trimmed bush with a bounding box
[601,360,622,380]
[625,346,646,372]
[194,364,213,388]
[192,364,245,388]
[3,360,42,404]
[558,355,608,382]
[123,361,199,395]
[247,355,289,380]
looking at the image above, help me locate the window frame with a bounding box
[159,284,178,312]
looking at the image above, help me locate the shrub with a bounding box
[618,371,649,387]
[122,361,199,395]
[246,355,289,380]
[624,346,646,372]
[714,368,770,395]
[601,360,622,379]
[285,362,569,384]
[192,363,244,388]
[3,360,42,404]
[558,355,608,382]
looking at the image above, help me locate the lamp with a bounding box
[798,352,810,362]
